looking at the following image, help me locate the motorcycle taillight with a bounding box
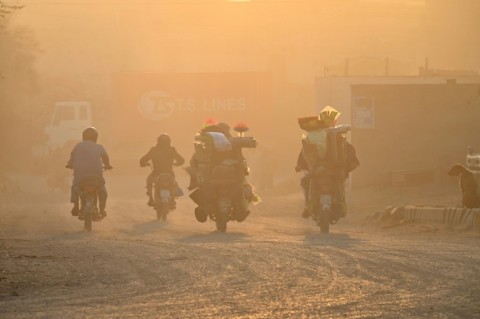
[84,185,97,193]
[158,181,171,188]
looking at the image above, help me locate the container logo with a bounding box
[138,91,174,121]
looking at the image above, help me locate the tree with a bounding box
[0,1,38,172]
[0,1,23,20]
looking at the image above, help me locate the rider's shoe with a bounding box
[187,177,198,191]
[147,198,155,207]
[302,208,310,219]
[194,206,208,223]
[71,206,80,217]
[235,209,250,222]
[91,209,107,222]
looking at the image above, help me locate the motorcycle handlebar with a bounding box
[66,164,113,171]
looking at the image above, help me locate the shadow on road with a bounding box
[304,232,364,248]
[129,220,170,236]
[175,231,249,244]
[47,230,96,241]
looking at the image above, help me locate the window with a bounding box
[52,105,75,126]
[79,105,88,120]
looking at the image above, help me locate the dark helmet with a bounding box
[157,133,171,147]
[82,127,98,142]
[217,122,231,137]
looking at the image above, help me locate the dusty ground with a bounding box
[1,174,479,318]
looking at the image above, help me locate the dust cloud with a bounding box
[2,2,480,317]
[0,0,478,204]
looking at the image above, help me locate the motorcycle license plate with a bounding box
[160,190,170,198]
[320,194,332,205]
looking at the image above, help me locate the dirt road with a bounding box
[1,179,479,318]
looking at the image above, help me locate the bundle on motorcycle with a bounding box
[300,119,351,233]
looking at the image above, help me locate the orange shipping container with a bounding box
[110,72,273,157]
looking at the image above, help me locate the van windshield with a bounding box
[79,105,88,120]
[52,105,75,126]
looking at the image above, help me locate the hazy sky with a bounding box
[10,0,427,79]
[3,0,480,178]
[9,0,480,83]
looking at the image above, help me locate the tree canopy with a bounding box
[0,1,38,171]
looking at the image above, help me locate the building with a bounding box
[316,75,480,187]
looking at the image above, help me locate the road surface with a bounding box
[1,179,479,318]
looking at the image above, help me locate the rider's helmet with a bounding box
[157,133,171,147]
[217,122,231,138]
[82,127,98,142]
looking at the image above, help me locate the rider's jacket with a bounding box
[67,140,110,181]
[140,145,185,174]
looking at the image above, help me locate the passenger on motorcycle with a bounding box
[66,127,112,217]
[139,133,185,207]
[295,106,359,219]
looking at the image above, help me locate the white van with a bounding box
[44,101,93,151]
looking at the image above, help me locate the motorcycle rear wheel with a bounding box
[216,198,230,232]
[215,216,227,232]
[81,190,98,232]
[156,203,169,221]
[84,214,92,232]
[318,207,330,234]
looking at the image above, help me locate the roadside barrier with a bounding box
[402,206,480,227]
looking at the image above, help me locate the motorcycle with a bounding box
[189,126,257,232]
[194,161,250,232]
[78,176,104,232]
[211,162,242,232]
[301,125,350,234]
[152,173,176,221]
[305,168,342,234]
[143,163,180,221]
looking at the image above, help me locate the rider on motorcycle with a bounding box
[66,127,112,217]
[296,106,359,219]
[187,121,258,222]
[139,133,185,207]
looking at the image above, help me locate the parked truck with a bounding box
[32,101,95,192]
[44,101,94,152]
